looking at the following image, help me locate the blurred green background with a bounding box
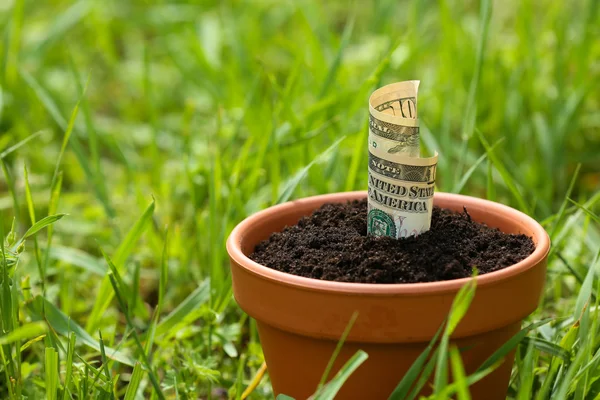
[0,0,599,398]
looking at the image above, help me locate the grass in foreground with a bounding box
[0,0,599,398]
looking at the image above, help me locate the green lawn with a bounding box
[0,0,599,398]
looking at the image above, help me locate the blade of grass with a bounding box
[517,341,537,399]
[434,276,477,394]
[124,362,144,400]
[20,69,66,125]
[556,252,587,288]
[27,296,135,366]
[130,262,141,317]
[208,111,224,293]
[45,347,59,400]
[23,164,35,225]
[0,159,21,221]
[552,191,600,254]
[23,164,44,291]
[521,337,570,361]
[454,0,492,183]
[278,135,346,204]
[50,89,80,190]
[0,209,15,397]
[31,0,90,53]
[452,138,504,194]
[548,164,582,239]
[318,13,355,98]
[20,214,66,241]
[0,321,47,345]
[20,333,46,352]
[235,354,246,400]
[317,311,359,390]
[98,331,112,385]
[5,0,24,84]
[241,361,267,400]
[574,295,593,400]
[19,69,115,218]
[67,54,100,181]
[269,117,281,205]
[145,229,169,357]
[311,350,368,400]
[62,333,76,400]
[113,199,155,268]
[0,130,48,160]
[535,322,579,400]
[486,160,496,201]
[99,247,144,329]
[541,190,600,225]
[449,345,471,400]
[574,250,599,319]
[46,169,62,224]
[157,229,168,315]
[344,124,367,192]
[477,129,529,213]
[87,199,155,332]
[573,333,600,383]
[434,360,503,399]
[155,279,210,336]
[406,348,441,400]
[47,246,106,275]
[555,344,590,399]
[478,318,555,372]
[389,323,445,400]
[107,272,165,399]
[9,273,20,398]
[39,84,81,298]
[568,198,600,225]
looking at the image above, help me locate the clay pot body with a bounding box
[227,192,550,399]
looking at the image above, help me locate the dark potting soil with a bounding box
[250,199,535,284]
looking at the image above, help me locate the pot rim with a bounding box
[226,191,550,295]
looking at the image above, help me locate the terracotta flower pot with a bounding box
[227,191,550,399]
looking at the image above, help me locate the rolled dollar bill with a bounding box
[367,81,438,239]
[369,80,420,158]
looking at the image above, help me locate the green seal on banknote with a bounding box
[368,209,397,238]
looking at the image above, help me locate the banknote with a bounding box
[367,80,438,239]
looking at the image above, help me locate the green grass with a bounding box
[0,0,599,398]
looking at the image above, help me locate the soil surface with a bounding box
[250,199,535,283]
